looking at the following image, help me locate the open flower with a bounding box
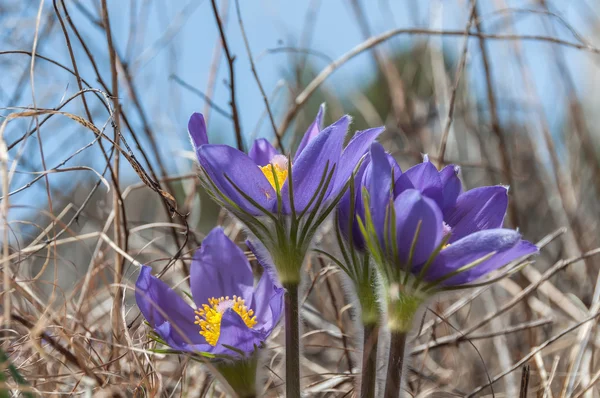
[135,227,284,357]
[350,143,538,289]
[188,107,384,285]
[188,106,384,216]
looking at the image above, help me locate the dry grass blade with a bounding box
[2,2,600,397]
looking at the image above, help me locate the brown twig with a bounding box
[519,365,530,398]
[234,0,284,151]
[467,310,600,397]
[436,0,477,167]
[210,0,244,152]
[277,27,600,137]
[100,0,125,348]
[472,3,519,228]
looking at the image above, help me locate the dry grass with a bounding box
[2,1,600,397]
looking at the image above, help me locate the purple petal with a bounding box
[245,239,278,282]
[135,266,209,351]
[439,165,462,211]
[427,229,538,285]
[248,138,279,167]
[364,143,394,244]
[395,161,443,208]
[337,158,370,250]
[213,309,265,356]
[251,271,284,332]
[197,145,275,214]
[445,186,508,242]
[388,153,403,184]
[295,104,325,160]
[191,228,254,310]
[283,115,349,213]
[188,113,208,150]
[330,126,385,195]
[393,189,443,268]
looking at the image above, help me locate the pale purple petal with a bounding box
[188,113,209,150]
[330,126,385,195]
[135,266,209,351]
[337,158,370,250]
[197,145,276,214]
[387,153,403,184]
[393,189,443,268]
[190,228,254,309]
[445,186,508,242]
[251,271,284,332]
[248,138,279,167]
[395,161,443,208]
[364,143,394,244]
[427,229,537,285]
[213,310,265,356]
[439,164,462,212]
[295,104,325,160]
[245,239,278,282]
[282,115,349,213]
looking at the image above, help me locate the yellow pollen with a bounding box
[259,159,288,193]
[194,295,257,346]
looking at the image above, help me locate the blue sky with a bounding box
[1,0,595,220]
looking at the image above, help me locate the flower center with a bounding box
[194,295,257,346]
[442,222,452,249]
[259,155,289,193]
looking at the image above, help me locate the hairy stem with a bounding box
[360,322,379,398]
[384,331,407,398]
[284,283,301,398]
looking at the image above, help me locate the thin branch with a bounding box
[210,0,244,151]
[100,0,125,346]
[234,0,284,151]
[467,309,600,397]
[436,0,477,166]
[277,27,600,136]
[473,2,519,227]
[170,74,232,119]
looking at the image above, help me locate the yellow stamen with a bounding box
[194,295,257,346]
[259,155,289,193]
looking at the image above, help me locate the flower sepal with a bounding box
[214,350,259,398]
[356,273,382,326]
[386,282,425,333]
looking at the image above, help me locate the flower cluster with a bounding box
[339,142,537,329]
[135,227,284,357]
[135,108,538,397]
[187,107,383,284]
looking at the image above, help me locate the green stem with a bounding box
[360,323,379,398]
[383,331,407,398]
[284,283,301,398]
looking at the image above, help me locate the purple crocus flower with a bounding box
[135,227,284,356]
[340,142,538,287]
[188,106,384,216]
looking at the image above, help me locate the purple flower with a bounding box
[135,227,284,357]
[188,106,384,216]
[340,143,538,287]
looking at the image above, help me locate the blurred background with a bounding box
[2,0,600,396]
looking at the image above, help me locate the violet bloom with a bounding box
[340,142,538,289]
[188,106,384,285]
[135,227,284,356]
[188,106,383,217]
